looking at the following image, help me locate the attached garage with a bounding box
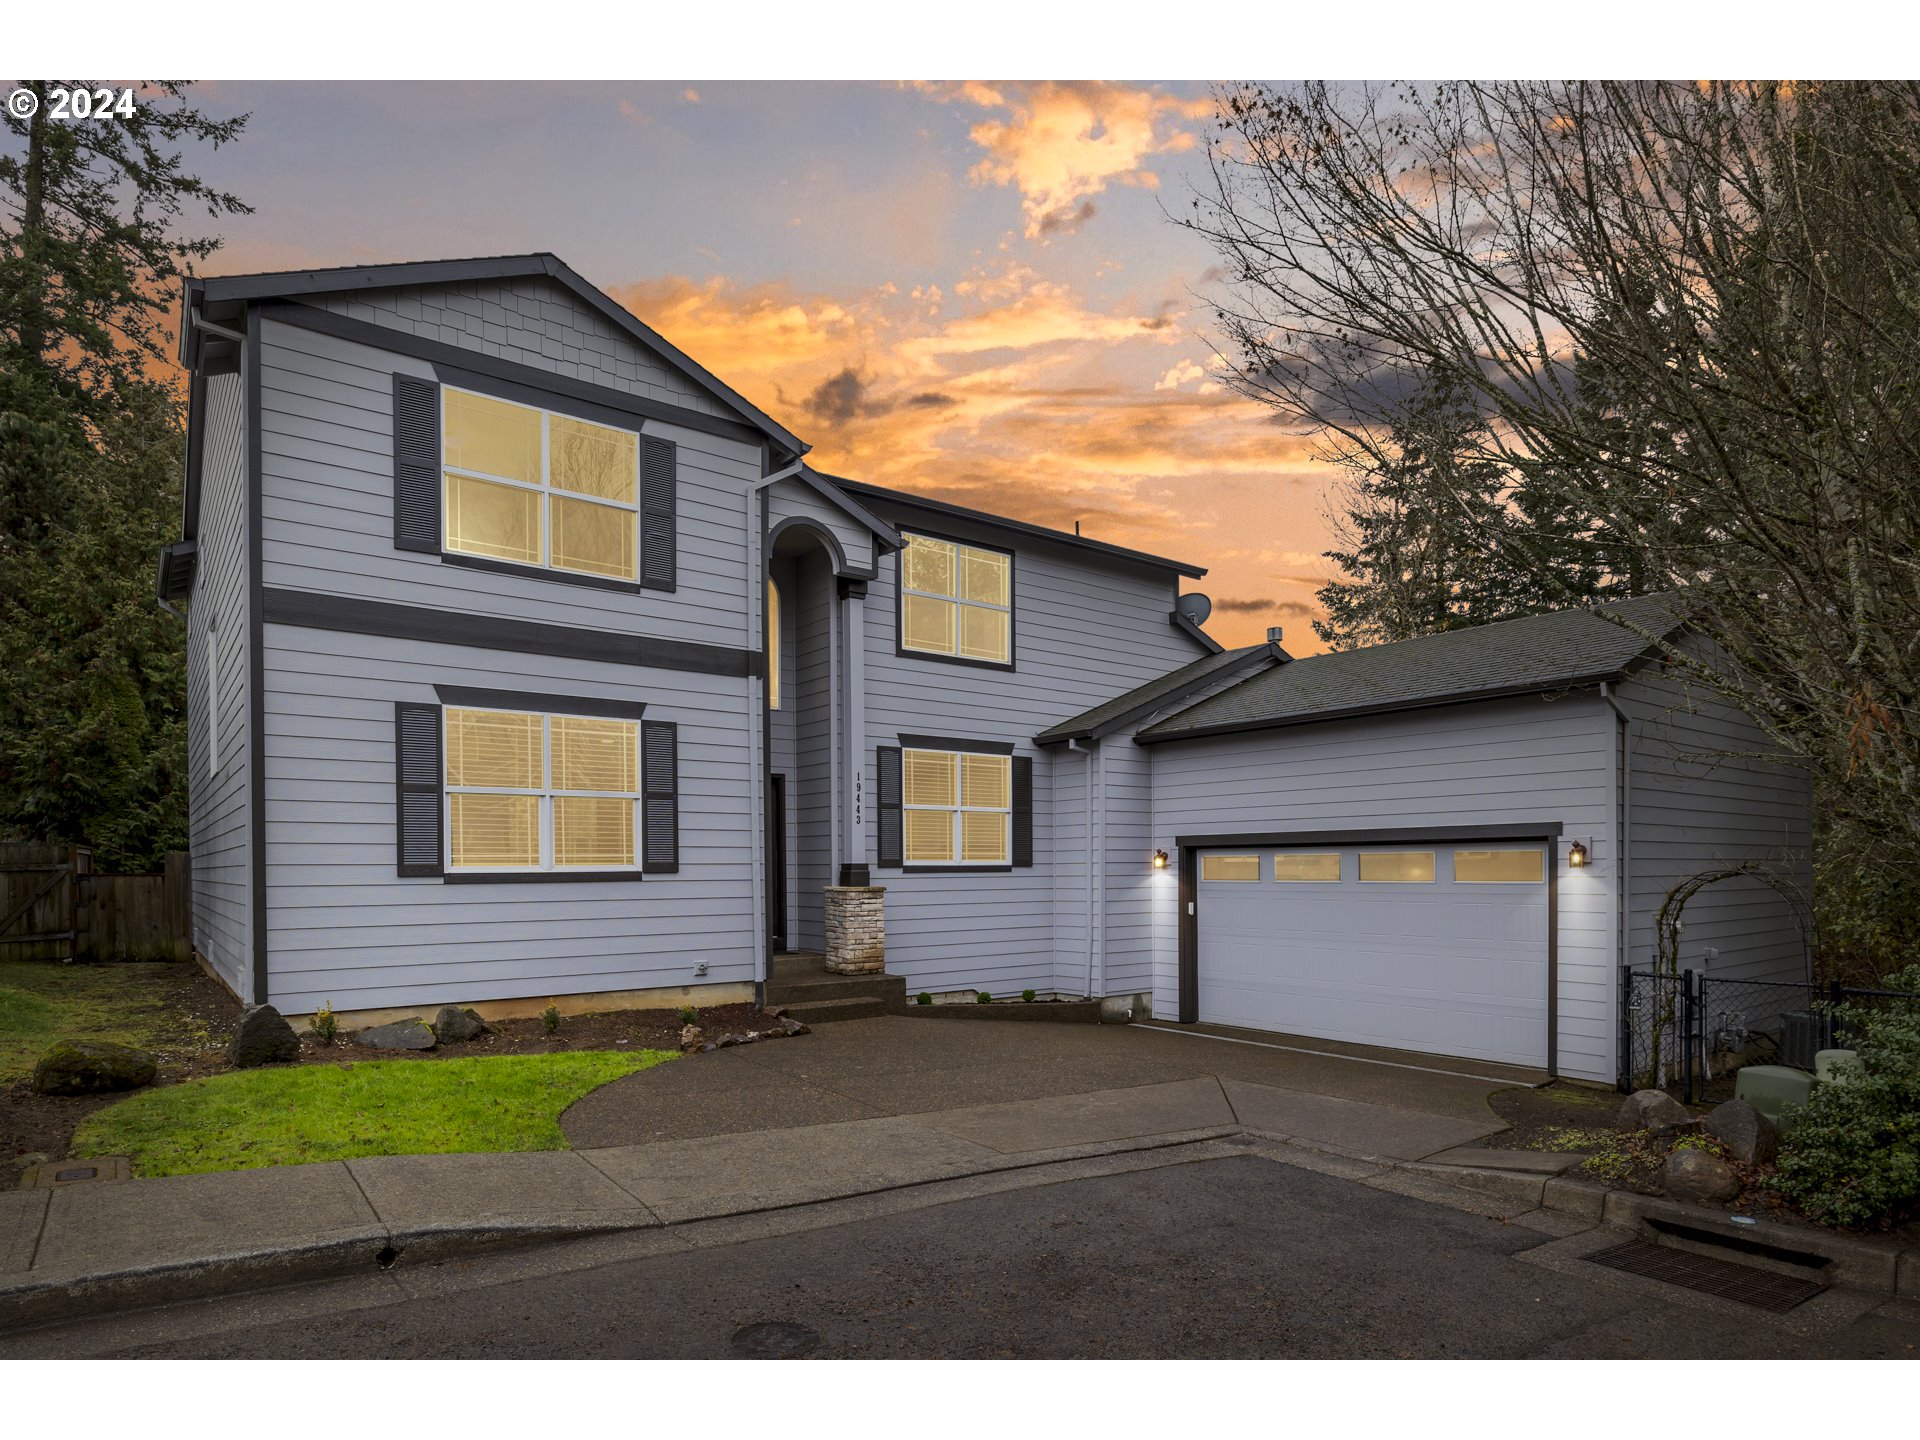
[1193,835,1553,1069]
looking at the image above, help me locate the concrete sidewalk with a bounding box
[1,1073,1508,1331]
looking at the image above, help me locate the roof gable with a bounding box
[187,253,804,455]
[1035,643,1279,745]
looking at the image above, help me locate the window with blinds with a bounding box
[901,748,1011,865]
[899,532,1012,665]
[444,706,642,871]
[442,387,640,581]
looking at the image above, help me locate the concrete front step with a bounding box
[782,996,898,1024]
[768,973,908,1007]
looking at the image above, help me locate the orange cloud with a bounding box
[921,82,1213,238]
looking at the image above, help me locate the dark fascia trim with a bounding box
[433,685,648,721]
[798,468,904,553]
[199,253,807,454]
[836,474,1207,579]
[441,550,652,598]
[1136,677,1619,745]
[444,870,645,885]
[258,300,770,452]
[245,304,269,1007]
[262,588,761,680]
[898,733,1018,756]
[1170,609,1224,655]
[1034,648,1281,748]
[156,539,198,604]
[1173,822,1565,849]
[893,525,1017,674]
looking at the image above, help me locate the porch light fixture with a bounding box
[1568,840,1590,869]
[1153,849,1169,870]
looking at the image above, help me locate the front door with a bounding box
[767,773,788,949]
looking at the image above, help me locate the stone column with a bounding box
[824,884,886,974]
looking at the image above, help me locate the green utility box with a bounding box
[1735,1064,1815,1124]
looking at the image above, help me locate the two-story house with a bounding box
[161,254,1812,1086]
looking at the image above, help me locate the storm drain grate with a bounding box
[1584,1240,1827,1312]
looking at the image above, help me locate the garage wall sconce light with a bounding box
[1153,849,1169,870]
[1568,840,1590,869]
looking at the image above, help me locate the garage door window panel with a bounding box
[1454,848,1546,883]
[1201,854,1261,882]
[1273,852,1341,882]
[1358,851,1436,883]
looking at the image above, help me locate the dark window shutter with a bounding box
[877,746,903,868]
[395,702,444,877]
[641,436,677,591]
[1012,756,1033,868]
[642,720,679,873]
[393,374,442,553]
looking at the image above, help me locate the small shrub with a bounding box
[678,1004,699,1025]
[309,1002,339,1046]
[1769,963,1920,1229]
[916,992,932,1006]
[976,991,993,1004]
[542,1004,561,1035]
[1022,989,1037,1003]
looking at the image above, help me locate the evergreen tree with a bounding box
[0,82,247,869]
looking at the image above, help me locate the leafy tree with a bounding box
[0,82,247,869]
[1184,80,1920,930]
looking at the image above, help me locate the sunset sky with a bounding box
[195,81,1339,649]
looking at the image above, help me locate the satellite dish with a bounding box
[1175,592,1212,625]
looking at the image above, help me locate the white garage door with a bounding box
[1196,842,1549,1069]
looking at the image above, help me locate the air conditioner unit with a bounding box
[1780,1010,1830,1071]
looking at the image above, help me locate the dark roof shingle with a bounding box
[1035,644,1276,745]
[1136,594,1687,743]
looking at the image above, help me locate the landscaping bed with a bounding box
[3,957,790,1176]
[910,997,1103,1023]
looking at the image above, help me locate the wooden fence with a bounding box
[0,843,191,962]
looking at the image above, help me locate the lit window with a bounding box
[1200,854,1260,882]
[445,706,641,871]
[767,578,781,711]
[442,388,639,580]
[902,748,1011,865]
[1454,848,1545,883]
[899,533,1011,664]
[1273,852,1340,882]
[1358,851,1436,883]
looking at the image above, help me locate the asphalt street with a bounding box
[10,1153,1916,1359]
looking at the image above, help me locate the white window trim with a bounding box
[443,706,644,874]
[441,386,641,581]
[902,748,1012,867]
[899,532,1013,663]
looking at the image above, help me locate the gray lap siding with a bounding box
[858,511,1210,999]
[260,626,757,1016]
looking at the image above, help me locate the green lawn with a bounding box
[72,1050,675,1177]
[0,961,214,1084]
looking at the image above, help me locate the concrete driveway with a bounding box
[561,1015,1531,1155]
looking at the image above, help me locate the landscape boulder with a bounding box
[1663,1148,1743,1204]
[228,1004,301,1067]
[432,1006,489,1044]
[1704,1098,1779,1165]
[31,1040,158,1096]
[1617,1089,1691,1133]
[679,1024,706,1052]
[355,1017,437,1051]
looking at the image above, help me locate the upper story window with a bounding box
[444,705,641,872]
[442,387,640,581]
[898,532,1012,666]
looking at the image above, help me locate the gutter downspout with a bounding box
[1600,681,1633,980]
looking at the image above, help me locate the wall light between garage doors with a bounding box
[1568,840,1590,869]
